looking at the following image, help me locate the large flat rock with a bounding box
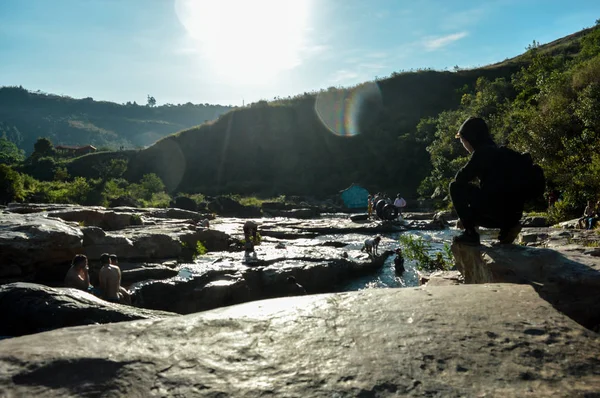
[1,284,599,397]
[0,212,83,283]
[0,283,177,337]
[452,242,600,330]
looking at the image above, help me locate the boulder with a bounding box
[0,212,83,283]
[46,208,135,231]
[452,242,600,330]
[108,196,140,208]
[419,270,463,286]
[207,196,262,217]
[350,213,369,222]
[521,215,549,228]
[1,284,599,396]
[0,282,177,337]
[261,201,292,211]
[555,218,580,229]
[170,196,197,212]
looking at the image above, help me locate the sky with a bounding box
[0,0,599,106]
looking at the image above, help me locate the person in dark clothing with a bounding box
[450,117,524,245]
[394,248,405,274]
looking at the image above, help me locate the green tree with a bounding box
[32,137,56,158]
[0,137,25,165]
[147,95,156,107]
[140,173,165,194]
[96,159,128,181]
[0,164,25,204]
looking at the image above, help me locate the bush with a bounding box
[398,234,453,272]
[0,164,25,204]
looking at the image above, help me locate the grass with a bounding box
[230,194,286,207]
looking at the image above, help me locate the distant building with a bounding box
[55,144,97,156]
[340,183,369,209]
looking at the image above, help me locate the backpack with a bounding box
[500,147,546,202]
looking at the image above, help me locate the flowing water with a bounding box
[175,216,461,293]
[316,228,459,291]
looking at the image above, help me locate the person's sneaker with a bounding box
[453,230,480,246]
[498,224,522,244]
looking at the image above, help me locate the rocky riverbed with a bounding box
[2,203,600,395]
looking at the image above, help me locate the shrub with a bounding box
[398,234,453,272]
[0,164,25,204]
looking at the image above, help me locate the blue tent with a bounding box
[340,183,369,209]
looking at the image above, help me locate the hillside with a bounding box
[26,23,600,213]
[0,87,234,153]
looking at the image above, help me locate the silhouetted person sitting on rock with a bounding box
[98,253,130,304]
[450,117,524,245]
[286,276,307,296]
[394,248,405,274]
[64,254,92,292]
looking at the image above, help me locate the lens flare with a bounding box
[315,82,383,137]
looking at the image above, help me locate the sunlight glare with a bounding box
[315,82,383,137]
[175,0,311,83]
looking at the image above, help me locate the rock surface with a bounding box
[1,284,599,396]
[0,283,177,337]
[452,242,600,330]
[133,246,393,314]
[0,212,83,283]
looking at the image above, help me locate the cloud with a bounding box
[331,69,360,83]
[424,32,468,51]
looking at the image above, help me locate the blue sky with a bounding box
[0,0,599,106]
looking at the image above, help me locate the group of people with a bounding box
[64,253,131,304]
[579,200,600,230]
[367,193,407,221]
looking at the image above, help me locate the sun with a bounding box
[175,0,311,83]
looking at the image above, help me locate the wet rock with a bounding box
[452,242,600,329]
[0,212,83,283]
[146,208,206,221]
[6,202,81,214]
[266,208,320,219]
[350,213,369,222]
[1,284,599,396]
[403,212,437,220]
[419,270,463,286]
[133,247,393,314]
[121,266,179,285]
[0,282,177,337]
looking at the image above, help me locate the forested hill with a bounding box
[65,23,599,212]
[0,87,233,153]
